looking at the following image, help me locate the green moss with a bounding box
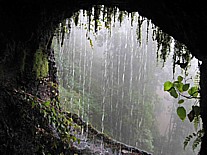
[33,49,49,79]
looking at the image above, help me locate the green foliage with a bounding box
[164,75,202,150]
[178,99,184,104]
[164,81,173,91]
[58,85,94,118]
[184,134,193,150]
[36,100,80,144]
[163,75,200,110]
[169,87,178,98]
[33,49,49,79]
[19,89,80,148]
[153,28,172,64]
[188,86,198,97]
[184,129,204,151]
[183,83,190,91]
[177,75,183,82]
[193,115,200,131]
[177,106,186,121]
[193,106,201,117]
[172,41,192,74]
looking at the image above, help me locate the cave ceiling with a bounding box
[1,0,207,60]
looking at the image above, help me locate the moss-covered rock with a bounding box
[33,49,49,79]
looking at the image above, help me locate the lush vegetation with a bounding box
[0,84,81,154]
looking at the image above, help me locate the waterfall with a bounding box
[52,6,200,154]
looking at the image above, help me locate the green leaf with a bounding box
[183,83,190,91]
[184,134,193,150]
[193,140,200,151]
[169,87,178,98]
[177,106,186,121]
[164,81,173,91]
[188,87,198,97]
[193,106,200,116]
[175,82,184,92]
[178,99,184,104]
[178,76,183,82]
[193,116,200,131]
[187,110,195,122]
[44,101,50,107]
[32,101,36,108]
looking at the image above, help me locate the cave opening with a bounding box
[51,5,200,155]
[1,1,207,154]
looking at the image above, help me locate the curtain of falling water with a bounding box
[109,33,114,137]
[129,19,134,144]
[87,36,94,136]
[53,8,195,153]
[71,21,75,111]
[53,7,201,154]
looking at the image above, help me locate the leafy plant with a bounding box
[164,75,202,150]
[184,129,204,151]
[164,75,200,122]
[15,88,80,149]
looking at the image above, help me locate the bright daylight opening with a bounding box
[52,5,201,155]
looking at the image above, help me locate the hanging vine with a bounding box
[54,5,193,71]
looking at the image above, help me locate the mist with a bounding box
[52,7,200,155]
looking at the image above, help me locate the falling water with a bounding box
[53,6,200,155]
[71,20,76,111]
[109,37,114,136]
[129,19,134,144]
[78,20,83,118]
[86,33,94,137]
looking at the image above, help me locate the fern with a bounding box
[192,129,204,151]
[192,136,201,151]
[184,134,193,150]
[193,71,200,88]
[183,129,204,150]
[193,116,200,131]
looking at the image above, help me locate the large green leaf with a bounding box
[188,87,198,97]
[164,81,173,91]
[169,87,178,98]
[183,83,190,91]
[177,106,186,121]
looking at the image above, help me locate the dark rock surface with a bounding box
[1,0,207,60]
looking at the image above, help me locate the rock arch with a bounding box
[0,1,207,154]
